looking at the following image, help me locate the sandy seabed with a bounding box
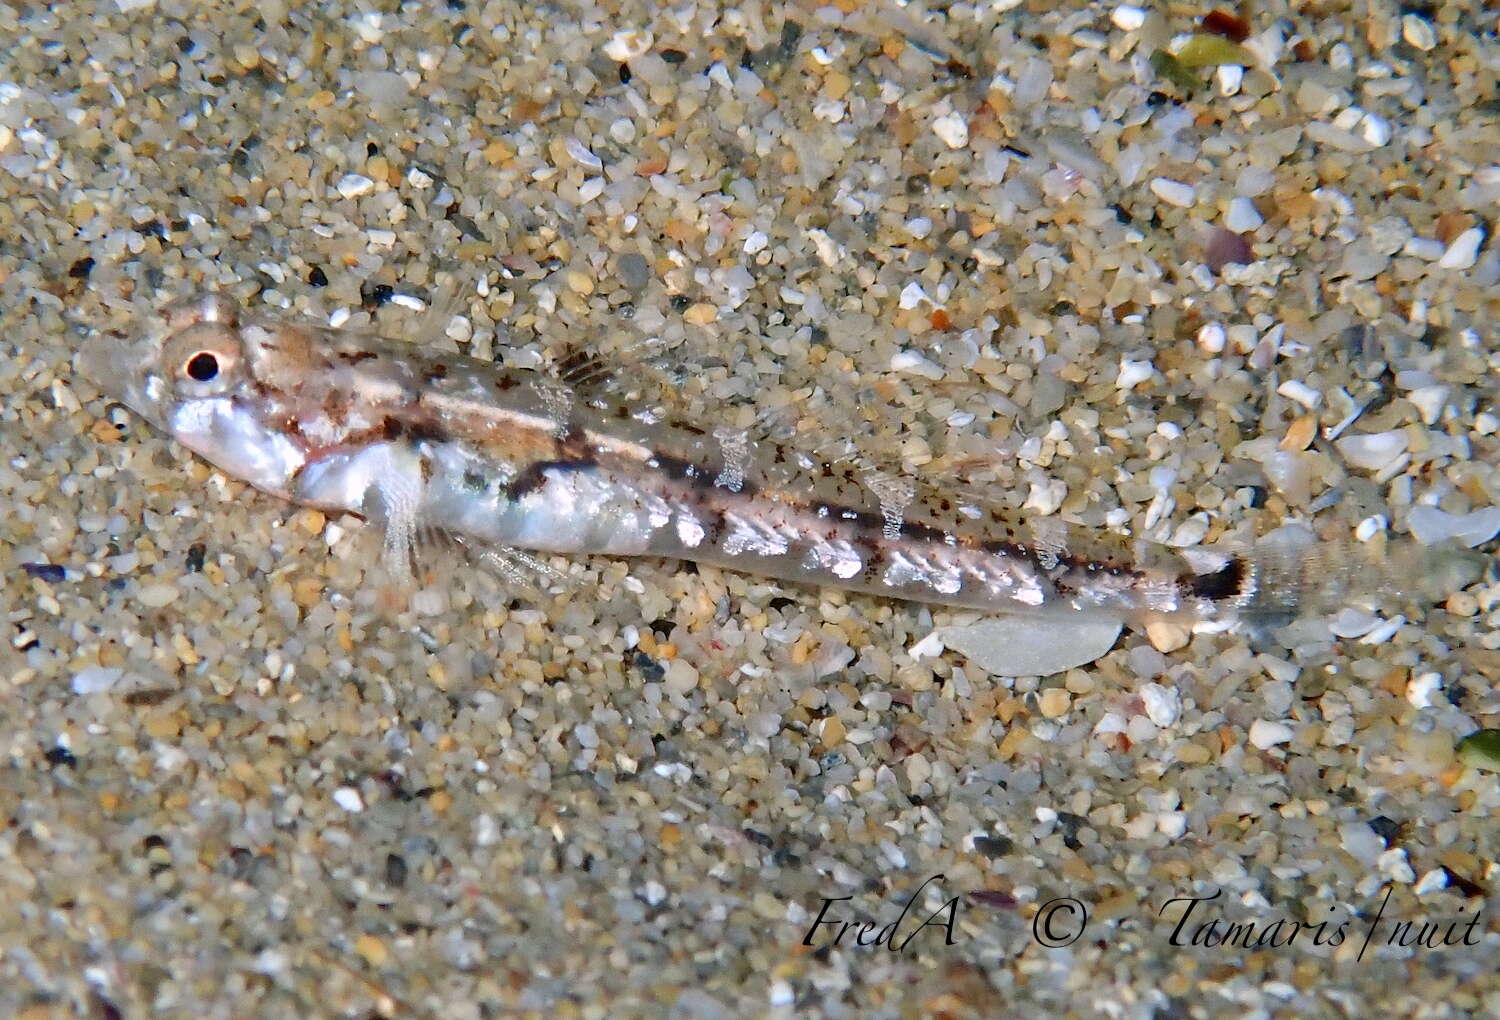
[2,0,1498,1016]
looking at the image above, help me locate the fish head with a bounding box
[79,292,307,498]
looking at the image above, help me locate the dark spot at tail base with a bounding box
[1186,556,1248,601]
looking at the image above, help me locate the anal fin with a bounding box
[475,546,574,599]
[415,523,577,602]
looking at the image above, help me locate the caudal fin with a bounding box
[1232,525,1490,630]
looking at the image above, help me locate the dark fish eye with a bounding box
[185,351,220,382]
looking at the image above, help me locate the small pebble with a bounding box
[1277,380,1322,410]
[908,631,945,658]
[1414,869,1450,896]
[1126,644,1167,679]
[332,787,365,812]
[663,659,699,694]
[1149,177,1196,208]
[820,716,845,748]
[1438,227,1483,270]
[1248,720,1293,750]
[1403,236,1446,261]
[577,177,605,203]
[1329,608,1380,638]
[1235,165,1275,197]
[1215,65,1243,96]
[1406,384,1448,425]
[336,174,375,200]
[137,583,180,608]
[1038,688,1072,719]
[1341,243,1388,281]
[603,29,653,61]
[1204,228,1254,271]
[564,137,602,171]
[1225,197,1262,232]
[609,118,636,144]
[1335,430,1408,470]
[939,615,1122,677]
[1140,683,1180,728]
[1144,618,1190,653]
[1116,358,1155,390]
[931,111,969,149]
[354,934,388,967]
[618,252,650,290]
[1406,505,1500,548]
[1401,14,1436,51]
[1279,417,1316,452]
[1360,113,1392,148]
[354,71,409,109]
[410,588,449,616]
[72,666,123,695]
[474,814,500,845]
[1110,4,1146,31]
[1358,615,1405,645]
[1407,671,1442,709]
[890,349,945,380]
[1340,821,1385,864]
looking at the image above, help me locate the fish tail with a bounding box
[1199,525,1490,629]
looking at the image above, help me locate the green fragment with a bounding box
[1456,729,1500,772]
[1174,34,1257,68]
[1149,50,1203,92]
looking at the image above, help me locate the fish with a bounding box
[77,292,1469,644]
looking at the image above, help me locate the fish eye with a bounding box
[185,351,220,382]
[162,321,241,397]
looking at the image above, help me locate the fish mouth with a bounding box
[77,330,165,430]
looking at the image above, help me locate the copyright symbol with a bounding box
[1032,897,1088,948]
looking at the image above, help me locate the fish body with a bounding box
[80,293,1343,630]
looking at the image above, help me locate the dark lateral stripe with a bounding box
[652,453,704,482]
[506,457,597,500]
[649,450,759,497]
[646,448,1143,579]
[979,537,1038,562]
[1185,556,1248,601]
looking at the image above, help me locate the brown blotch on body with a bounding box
[321,389,351,427]
[381,415,449,444]
[704,508,727,544]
